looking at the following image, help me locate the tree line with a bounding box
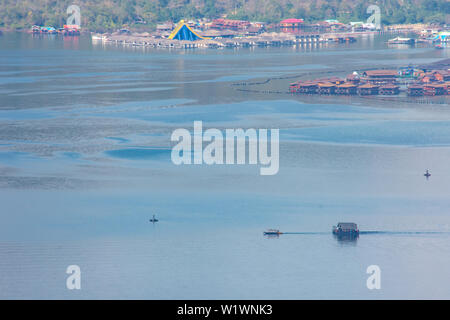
[0,0,448,32]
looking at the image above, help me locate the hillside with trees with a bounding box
[0,0,448,32]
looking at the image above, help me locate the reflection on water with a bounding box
[263,234,281,239]
[333,233,359,244]
[0,32,449,299]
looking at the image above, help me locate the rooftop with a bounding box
[318,82,336,87]
[358,83,379,88]
[337,222,358,229]
[338,83,358,88]
[280,18,304,24]
[363,70,398,77]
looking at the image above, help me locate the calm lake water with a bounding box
[0,32,449,299]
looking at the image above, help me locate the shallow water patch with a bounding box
[106,147,171,160]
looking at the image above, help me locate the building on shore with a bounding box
[200,29,237,39]
[279,18,304,28]
[31,25,79,35]
[156,23,175,32]
[210,19,251,31]
[62,24,80,35]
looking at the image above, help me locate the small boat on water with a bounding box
[263,229,282,235]
[416,38,432,43]
[388,37,415,45]
[332,222,359,236]
[149,214,158,223]
[91,34,108,41]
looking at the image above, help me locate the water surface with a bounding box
[0,33,449,299]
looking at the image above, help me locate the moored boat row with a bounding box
[31,25,80,35]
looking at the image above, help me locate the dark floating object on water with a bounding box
[424,169,431,179]
[149,215,159,223]
[263,229,283,236]
[332,222,359,237]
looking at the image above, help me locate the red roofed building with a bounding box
[63,24,80,35]
[210,19,251,30]
[280,18,304,28]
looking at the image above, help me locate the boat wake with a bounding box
[359,231,450,235]
[282,232,329,235]
[277,231,450,235]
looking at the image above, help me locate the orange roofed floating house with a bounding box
[335,83,358,95]
[296,82,319,94]
[361,70,398,85]
[317,82,337,94]
[357,83,379,95]
[379,84,400,95]
[424,83,448,96]
[419,70,450,83]
[408,84,424,96]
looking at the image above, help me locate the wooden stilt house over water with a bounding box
[336,83,358,95]
[379,84,400,95]
[63,25,81,35]
[297,82,319,94]
[408,84,424,96]
[289,82,300,93]
[318,82,336,94]
[346,74,360,85]
[361,70,398,85]
[288,60,449,98]
[358,83,379,95]
[424,84,447,96]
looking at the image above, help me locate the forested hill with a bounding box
[0,0,449,31]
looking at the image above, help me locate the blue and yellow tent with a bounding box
[434,31,450,42]
[168,20,210,41]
